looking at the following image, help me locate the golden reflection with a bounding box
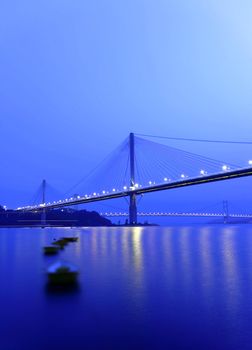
[110,227,119,255]
[220,226,240,317]
[179,227,192,288]
[131,227,144,274]
[121,228,130,267]
[198,227,213,300]
[146,228,157,262]
[161,227,175,277]
[100,227,108,257]
[127,226,145,307]
[90,227,98,262]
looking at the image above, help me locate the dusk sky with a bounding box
[1,0,252,211]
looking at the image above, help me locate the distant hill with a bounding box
[0,208,112,227]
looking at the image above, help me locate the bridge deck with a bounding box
[101,212,252,218]
[18,166,252,211]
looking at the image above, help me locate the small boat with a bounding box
[47,261,79,285]
[43,246,60,255]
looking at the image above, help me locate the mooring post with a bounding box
[129,133,137,225]
[41,179,46,227]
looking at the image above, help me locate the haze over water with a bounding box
[1,225,252,349]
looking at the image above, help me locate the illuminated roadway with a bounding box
[18,166,252,212]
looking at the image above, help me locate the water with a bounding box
[1,225,252,349]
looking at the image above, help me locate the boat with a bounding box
[47,261,79,285]
[43,246,60,255]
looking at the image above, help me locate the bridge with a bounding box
[100,212,252,218]
[17,133,252,224]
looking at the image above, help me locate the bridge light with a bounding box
[181,174,185,178]
[102,190,106,194]
[123,186,127,190]
[135,183,139,188]
[112,188,116,192]
[200,170,207,175]
[77,195,80,199]
[222,165,229,171]
[164,177,168,181]
[248,160,252,165]
[149,181,152,185]
[93,192,96,196]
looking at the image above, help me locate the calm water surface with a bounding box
[1,225,252,349]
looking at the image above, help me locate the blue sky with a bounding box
[1,0,252,211]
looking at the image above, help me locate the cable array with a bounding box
[133,136,241,187]
[136,133,252,145]
[57,135,243,200]
[62,137,130,198]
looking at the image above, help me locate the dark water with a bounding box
[1,225,252,350]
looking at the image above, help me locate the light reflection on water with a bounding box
[1,225,252,349]
[131,226,143,273]
[179,226,193,290]
[220,227,241,318]
[198,227,214,302]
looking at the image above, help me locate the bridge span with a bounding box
[100,212,252,218]
[19,166,252,211]
[17,133,252,224]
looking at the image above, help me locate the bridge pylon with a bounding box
[41,179,46,227]
[129,132,137,224]
[223,200,229,224]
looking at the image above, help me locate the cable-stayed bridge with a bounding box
[17,133,252,224]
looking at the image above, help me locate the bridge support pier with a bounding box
[129,193,137,225]
[223,200,229,224]
[41,209,46,227]
[129,132,138,225]
[41,179,46,227]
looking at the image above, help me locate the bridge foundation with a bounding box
[129,193,137,225]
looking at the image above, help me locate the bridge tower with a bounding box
[223,200,229,224]
[129,132,137,225]
[41,179,46,227]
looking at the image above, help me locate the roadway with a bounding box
[17,166,252,211]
